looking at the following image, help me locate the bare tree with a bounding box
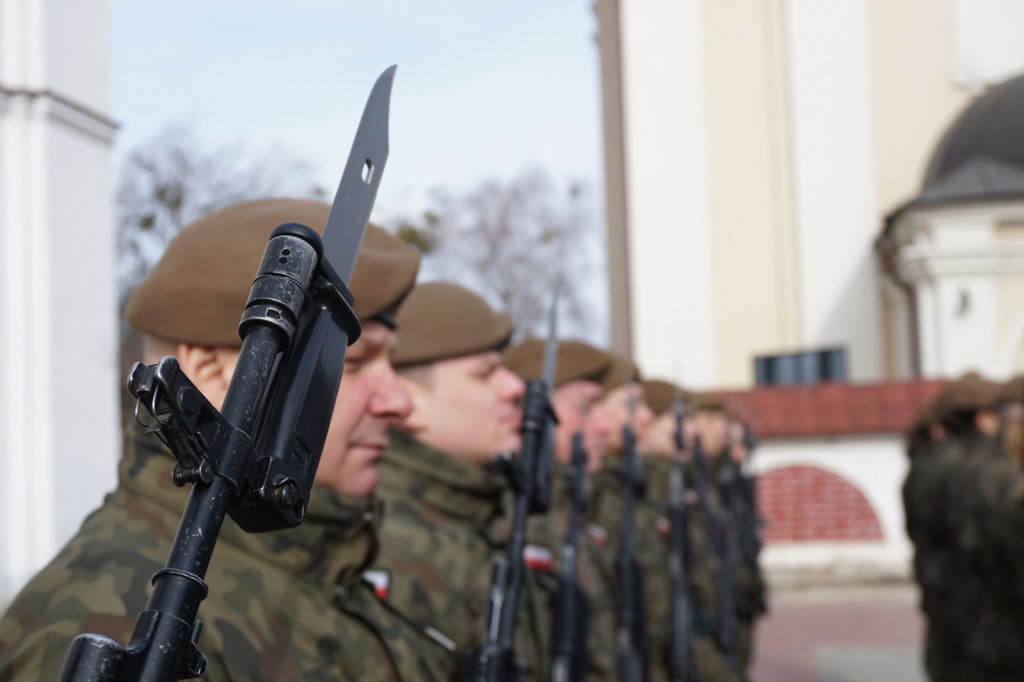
[392,168,600,339]
[116,123,325,310]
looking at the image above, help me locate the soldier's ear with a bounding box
[176,343,238,411]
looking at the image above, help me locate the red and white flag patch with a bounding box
[523,545,554,572]
[363,569,390,600]
[586,523,608,548]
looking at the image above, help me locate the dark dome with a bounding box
[921,72,1024,202]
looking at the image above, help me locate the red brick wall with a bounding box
[757,465,884,543]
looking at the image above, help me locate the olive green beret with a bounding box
[691,393,731,414]
[643,379,691,417]
[931,372,1001,416]
[997,375,1024,406]
[602,353,641,392]
[391,281,513,368]
[124,198,420,346]
[503,338,613,389]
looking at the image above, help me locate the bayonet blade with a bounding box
[541,291,560,388]
[321,65,397,284]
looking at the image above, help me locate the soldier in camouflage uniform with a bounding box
[0,199,453,681]
[640,380,741,682]
[902,372,1003,682]
[503,337,620,681]
[587,357,679,681]
[369,280,525,675]
[686,393,759,677]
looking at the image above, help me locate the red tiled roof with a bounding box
[714,378,947,439]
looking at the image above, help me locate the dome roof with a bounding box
[921,72,1024,203]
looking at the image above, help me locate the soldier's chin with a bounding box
[339,466,379,498]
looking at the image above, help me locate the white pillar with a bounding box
[0,0,118,602]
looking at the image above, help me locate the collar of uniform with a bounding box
[378,429,507,529]
[121,434,379,590]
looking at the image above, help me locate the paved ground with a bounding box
[750,583,927,682]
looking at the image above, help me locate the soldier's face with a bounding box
[601,384,654,455]
[641,412,676,458]
[317,322,412,496]
[551,380,611,471]
[400,350,525,465]
[695,409,729,457]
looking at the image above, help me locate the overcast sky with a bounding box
[109,0,605,223]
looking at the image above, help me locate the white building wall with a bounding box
[0,0,118,603]
[756,435,912,579]
[785,0,884,382]
[618,0,716,388]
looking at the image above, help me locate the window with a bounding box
[754,347,847,386]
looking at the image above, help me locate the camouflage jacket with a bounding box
[0,435,450,681]
[589,455,740,682]
[372,430,508,665]
[514,461,617,682]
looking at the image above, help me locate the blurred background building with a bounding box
[0,0,119,602]
[596,0,1024,579]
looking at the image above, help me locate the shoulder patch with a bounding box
[524,545,554,572]
[657,516,671,538]
[363,569,390,600]
[586,522,608,548]
[684,490,700,507]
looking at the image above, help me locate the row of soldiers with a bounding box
[903,372,1024,682]
[0,198,766,681]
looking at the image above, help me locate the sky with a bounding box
[108,0,606,224]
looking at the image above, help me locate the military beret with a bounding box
[931,372,1001,417]
[691,393,731,414]
[603,353,641,392]
[391,281,513,368]
[642,379,691,417]
[124,198,420,346]
[997,375,1024,406]
[503,338,613,389]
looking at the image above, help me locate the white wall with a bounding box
[756,435,912,579]
[785,0,884,383]
[618,0,717,388]
[0,0,118,603]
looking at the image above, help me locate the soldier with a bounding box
[902,372,1002,682]
[640,379,741,682]
[588,358,678,681]
[502,337,620,681]
[0,198,452,681]
[368,280,522,675]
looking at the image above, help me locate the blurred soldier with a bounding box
[369,281,522,676]
[589,357,679,681]
[0,199,452,680]
[690,393,764,676]
[503,337,619,681]
[641,379,742,682]
[903,372,1002,682]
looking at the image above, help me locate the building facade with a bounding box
[0,0,118,604]
[595,0,1024,578]
[596,0,1024,389]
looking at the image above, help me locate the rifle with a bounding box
[58,68,395,682]
[667,395,694,682]
[690,434,739,671]
[551,407,590,682]
[615,379,648,682]
[463,298,559,682]
[725,427,765,617]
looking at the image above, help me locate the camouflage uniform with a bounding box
[940,431,1024,681]
[712,456,766,672]
[372,429,508,668]
[515,461,618,682]
[0,436,450,681]
[589,456,740,682]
